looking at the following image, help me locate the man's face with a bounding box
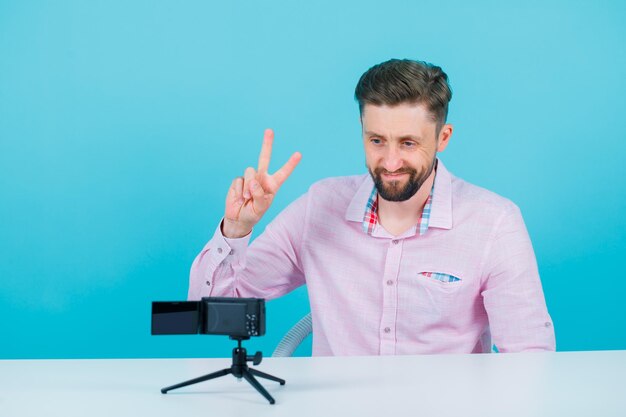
[361,103,451,202]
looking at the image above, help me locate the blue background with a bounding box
[1,0,625,359]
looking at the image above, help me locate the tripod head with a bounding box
[229,336,263,367]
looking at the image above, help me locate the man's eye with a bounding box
[370,138,382,145]
[403,141,416,147]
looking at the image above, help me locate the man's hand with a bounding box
[222,129,302,238]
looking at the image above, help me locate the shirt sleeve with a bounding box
[480,204,556,352]
[188,193,308,301]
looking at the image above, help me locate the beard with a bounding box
[369,156,437,202]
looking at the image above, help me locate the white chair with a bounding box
[271,313,312,357]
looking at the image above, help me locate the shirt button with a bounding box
[217,248,223,254]
[545,322,552,328]
[229,249,234,255]
[386,280,394,286]
[391,240,399,245]
[205,281,211,286]
[384,327,391,333]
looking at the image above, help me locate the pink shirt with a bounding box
[188,159,556,355]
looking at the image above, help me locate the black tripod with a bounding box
[160,337,286,404]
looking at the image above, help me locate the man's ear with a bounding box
[437,124,453,152]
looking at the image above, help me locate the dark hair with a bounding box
[355,59,452,128]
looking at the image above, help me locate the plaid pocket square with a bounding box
[419,272,461,283]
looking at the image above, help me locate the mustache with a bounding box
[373,167,417,176]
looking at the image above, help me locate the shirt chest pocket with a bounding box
[401,268,466,312]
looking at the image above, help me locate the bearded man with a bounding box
[188,59,556,355]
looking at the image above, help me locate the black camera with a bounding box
[151,296,284,404]
[151,297,265,339]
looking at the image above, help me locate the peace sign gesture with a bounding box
[223,129,302,238]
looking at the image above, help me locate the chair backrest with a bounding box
[271,313,312,357]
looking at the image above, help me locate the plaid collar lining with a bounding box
[362,181,435,237]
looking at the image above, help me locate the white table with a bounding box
[1,350,624,417]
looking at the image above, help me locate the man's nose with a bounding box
[382,148,403,172]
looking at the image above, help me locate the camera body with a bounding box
[152,297,265,339]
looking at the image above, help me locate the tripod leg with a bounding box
[161,368,231,394]
[241,369,276,404]
[249,368,286,385]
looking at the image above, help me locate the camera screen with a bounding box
[152,302,200,334]
[205,302,248,335]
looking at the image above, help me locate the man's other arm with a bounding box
[480,204,556,352]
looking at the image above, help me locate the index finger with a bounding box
[273,151,302,188]
[257,128,274,174]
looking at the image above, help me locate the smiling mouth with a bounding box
[382,172,408,179]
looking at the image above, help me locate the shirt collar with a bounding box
[345,157,453,232]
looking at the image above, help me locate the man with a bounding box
[188,59,556,355]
